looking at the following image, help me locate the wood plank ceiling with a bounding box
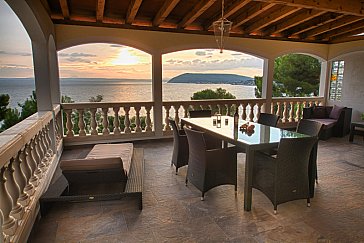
[43,0,364,44]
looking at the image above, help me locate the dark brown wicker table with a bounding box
[349,121,364,142]
[182,116,311,211]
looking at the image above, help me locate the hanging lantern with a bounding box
[213,0,232,53]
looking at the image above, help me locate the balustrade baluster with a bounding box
[182,105,188,118]
[102,108,110,135]
[225,104,230,116]
[242,103,247,120]
[135,106,142,133]
[25,141,39,187]
[12,152,29,207]
[174,105,180,125]
[248,103,254,122]
[256,103,262,121]
[113,107,121,135]
[282,101,288,123]
[45,124,54,157]
[78,109,86,136]
[36,134,47,174]
[124,106,131,133]
[289,102,295,122]
[39,130,49,166]
[164,105,171,131]
[31,138,43,180]
[0,167,17,237]
[276,102,281,119]
[271,102,274,114]
[65,109,74,137]
[19,147,34,196]
[42,128,51,163]
[4,160,24,219]
[296,102,302,121]
[145,106,152,132]
[90,108,98,135]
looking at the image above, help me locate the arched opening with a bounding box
[58,43,152,102]
[162,49,263,101]
[269,53,323,98]
[0,0,35,131]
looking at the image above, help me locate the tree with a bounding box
[254,76,284,98]
[0,94,10,121]
[191,88,236,100]
[274,54,320,97]
[255,54,321,98]
[19,91,37,120]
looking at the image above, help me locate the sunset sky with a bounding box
[0,0,263,80]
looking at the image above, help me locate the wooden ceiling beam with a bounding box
[329,27,364,42]
[263,9,324,35]
[126,0,143,24]
[255,0,364,16]
[330,33,364,43]
[59,0,70,19]
[178,0,216,29]
[205,0,252,29]
[232,2,276,29]
[153,0,181,27]
[317,19,364,40]
[96,0,106,22]
[243,6,299,34]
[301,16,363,38]
[285,13,341,37]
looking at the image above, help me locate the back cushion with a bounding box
[312,106,327,119]
[329,105,344,120]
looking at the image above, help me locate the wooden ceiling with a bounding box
[42,0,364,44]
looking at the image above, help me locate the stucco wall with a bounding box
[327,52,364,121]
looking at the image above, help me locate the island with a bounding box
[167,73,255,85]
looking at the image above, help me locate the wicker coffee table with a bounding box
[349,121,364,142]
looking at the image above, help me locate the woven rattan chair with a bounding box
[257,113,280,127]
[252,136,317,213]
[184,127,237,201]
[169,119,189,174]
[187,109,222,149]
[296,119,323,196]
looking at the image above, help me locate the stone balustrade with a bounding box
[60,97,325,144]
[271,97,325,127]
[0,107,62,243]
[61,102,154,145]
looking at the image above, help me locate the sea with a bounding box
[0,78,256,110]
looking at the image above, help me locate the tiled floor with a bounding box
[29,136,364,242]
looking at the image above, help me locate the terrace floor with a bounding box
[28,136,364,242]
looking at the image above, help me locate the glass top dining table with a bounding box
[181,116,308,211]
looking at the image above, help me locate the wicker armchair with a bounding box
[184,127,237,200]
[257,113,280,127]
[296,119,323,197]
[252,136,317,213]
[169,119,189,174]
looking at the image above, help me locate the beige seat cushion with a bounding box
[60,157,122,171]
[86,143,133,174]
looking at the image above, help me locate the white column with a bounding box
[152,52,163,137]
[262,58,274,113]
[319,61,329,105]
[32,40,53,111]
[48,35,61,105]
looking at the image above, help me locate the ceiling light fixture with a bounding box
[213,0,232,53]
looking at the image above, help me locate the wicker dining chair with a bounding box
[184,127,237,201]
[252,136,317,214]
[296,119,323,195]
[169,119,189,174]
[257,113,280,127]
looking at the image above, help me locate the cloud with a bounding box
[0,50,31,56]
[231,53,243,56]
[59,52,96,58]
[65,57,93,63]
[110,44,125,48]
[195,51,206,56]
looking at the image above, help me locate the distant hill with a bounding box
[167,73,255,85]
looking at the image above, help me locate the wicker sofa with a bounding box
[303,105,352,140]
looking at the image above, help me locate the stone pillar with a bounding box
[262,58,274,113]
[152,52,163,137]
[319,61,329,105]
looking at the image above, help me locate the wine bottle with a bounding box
[234,108,239,127]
